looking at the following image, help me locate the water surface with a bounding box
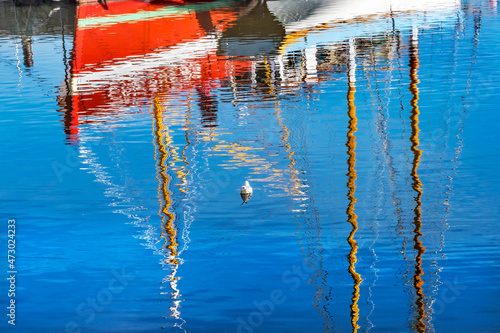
[1,0,499,332]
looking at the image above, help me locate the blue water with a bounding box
[1,0,500,332]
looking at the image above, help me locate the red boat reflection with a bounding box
[62,0,257,143]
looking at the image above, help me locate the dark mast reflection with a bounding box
[346,38,362,333]
[266,53,333,330]
[408,27,427,333]
[197,84,218,128]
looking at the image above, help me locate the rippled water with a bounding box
[1,0,500,332]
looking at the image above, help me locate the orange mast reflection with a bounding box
[346,38,362,333]
[408,27,427,333]
[150,97,189,329]
[151,97,179,264]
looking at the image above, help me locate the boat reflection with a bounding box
[218,0,285,57]
[64,0,256,142]
[61,0,462,139]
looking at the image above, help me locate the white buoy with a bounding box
[240,180,253,204]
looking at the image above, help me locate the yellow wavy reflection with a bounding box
[346,42,362,333]
[151,97,178,265]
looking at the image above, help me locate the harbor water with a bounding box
[1,0,499,332]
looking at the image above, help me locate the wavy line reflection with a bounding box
[150,98,185,331]
[263,57,333,329]
[275,102,333,331]
[408,27,427,333]
[346,38,362,333]
[242,50,336,329]
[363,34,400,332]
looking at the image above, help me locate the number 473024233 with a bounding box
[8,219,16,270]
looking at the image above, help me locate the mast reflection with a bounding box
[274,96,334,331]
[408,27,427,333]
[152,98,179,263]
[151,97,185,329]
[346,38,362,333]
[261,47,333,329]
